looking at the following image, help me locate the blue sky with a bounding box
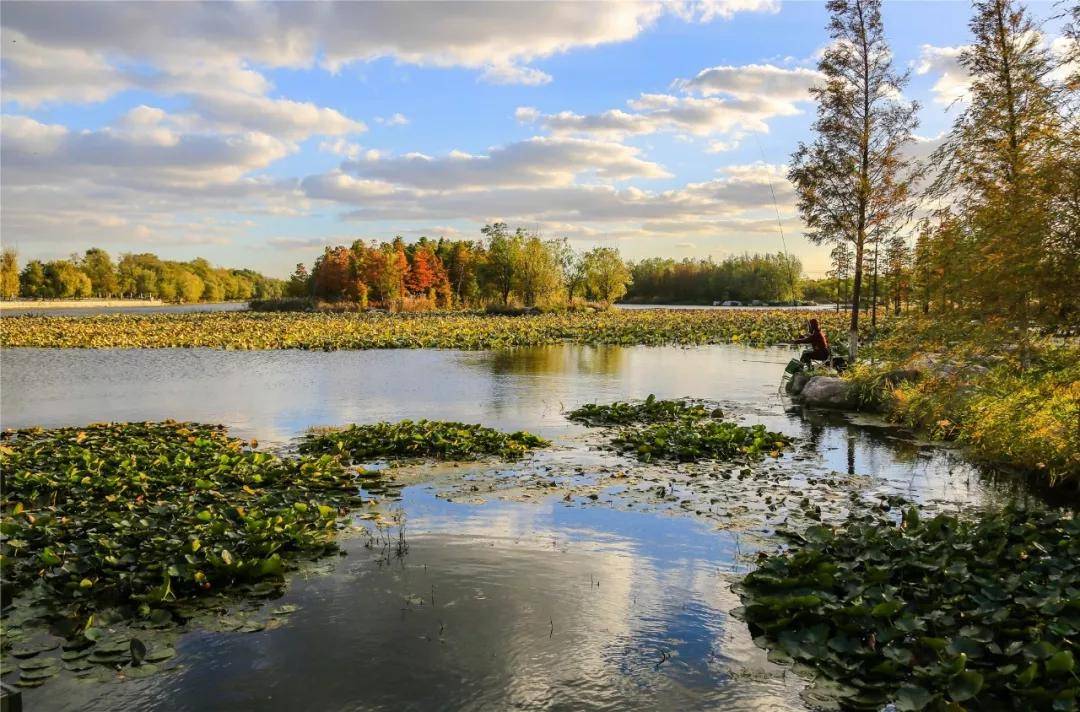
[1,1,1070,277]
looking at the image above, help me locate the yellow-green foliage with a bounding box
[847,319,1079,484]
[0,309,867,350]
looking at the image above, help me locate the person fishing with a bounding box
[792,318,830,367]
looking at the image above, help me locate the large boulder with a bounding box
[801,376,857,409]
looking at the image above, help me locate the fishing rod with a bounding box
[755,135,799,308]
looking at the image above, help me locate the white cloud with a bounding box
[516,64,818,142]
[676,63,822,100]
[338,136,670,190]
[915,45,970,106]
[481,64,553,86]
[188,92,365,141]
[375,113,410,127]
[1,1,775,97]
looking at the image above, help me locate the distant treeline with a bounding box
[285,223,632,310]
[0,248,284,303]
[623,253,805,305]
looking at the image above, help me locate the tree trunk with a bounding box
[850,238,865,361]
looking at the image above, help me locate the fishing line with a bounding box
[754,135,798,307]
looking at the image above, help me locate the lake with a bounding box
[0,344,1016,711]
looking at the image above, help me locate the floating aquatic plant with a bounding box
[0,422,365,609]
[299,419,548,463]
[737,504,1080,711]
[0,309,866,350]
[611,420,790,462]
[567,394,723,426]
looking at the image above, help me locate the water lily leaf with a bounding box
[895,685,934,711]
[144,647,176,663]
[949,670,984,702]
[1046,651,1074,675]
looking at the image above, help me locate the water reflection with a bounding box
[0,342,1018,710]
[21,491,805,712]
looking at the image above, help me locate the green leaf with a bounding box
[895,685,934,711]
[1046,651,1074,675]
[949,671,984,702]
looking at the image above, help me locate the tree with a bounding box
[1,249,19,300]
[43,260,92,298]
[788,0,919,359]
[481,223,518,306]
[828,243,854,313]
[285,263,311,298]
[19,260,47,298]
[404,246,437,295]
[513,235,562,307]
[81,248,118,297]
[926,0,1071,343]
[582,247,632,304]
[312,246,353,300]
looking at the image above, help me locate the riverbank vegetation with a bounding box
[739,504,1079,710]
[623,253,806,305]
[0,308,862,350]
[0,247,284,303]
[299,420,547,462]
[837,0,1079,486]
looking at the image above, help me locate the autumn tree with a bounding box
[513,235,563,307]
[789,0,919,359]
[312,246,354,300]
[926,0,1072,340]
[582,247,632,305]
[1,249,19,299]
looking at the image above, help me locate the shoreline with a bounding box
[0,298,166,310]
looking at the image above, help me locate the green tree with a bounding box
[81,248,118,297]
[582,247,632,304]
[43,260,92,298]
[513,236,563,307]
[481,223,518,306]
[285,263,311,298]
[788,0,919,359]
[19,260,47,298]
[1,248,19,300]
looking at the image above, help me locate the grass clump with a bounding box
[0,422,363,610]
[298,419,548,462]
[738,505,1080,711]
[612,420,789,462]
[567,394,723,426]
[845,319,1079,486]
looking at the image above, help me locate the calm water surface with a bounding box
[0,344,1014,711]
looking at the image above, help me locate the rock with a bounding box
[786,372,811,396]
[800,376,856,409]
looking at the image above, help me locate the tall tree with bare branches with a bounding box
[789,0,919,359]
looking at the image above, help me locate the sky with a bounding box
[0,1,1072,278]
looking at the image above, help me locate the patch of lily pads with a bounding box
[567,394,724,426]
[566,396,788,463]
[611,420,790,462]
[0,421,371,687]
[735,504,1079,711]
[298,419,549,463]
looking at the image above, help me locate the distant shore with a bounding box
[0,299,166,310]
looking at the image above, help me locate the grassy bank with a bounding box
[0,308,865,350]
[846,319,1079,486]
